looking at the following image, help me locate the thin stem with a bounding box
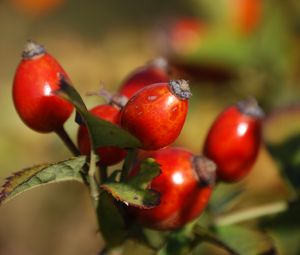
[213,201,288,227]
[120,148,138,182]
[99,165,108,183]
[54,126,80,156]
[89,150,100,208]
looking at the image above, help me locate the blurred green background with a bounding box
[0,0,300,254]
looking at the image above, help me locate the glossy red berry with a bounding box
[118,58,170,101]
[77,104,127,166]
[129,147,216,230]
[203,98,264,182]
[13,40,74,133]
[120,80,191,150]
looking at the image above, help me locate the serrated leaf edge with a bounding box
[100,183,160,209]
[0,156,86,206]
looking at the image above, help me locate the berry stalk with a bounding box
[89,150,100,208]
[55,126,80,156]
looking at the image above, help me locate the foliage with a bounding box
[2,1,300,253]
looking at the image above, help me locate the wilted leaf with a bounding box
[0,156,87,206]
[55,78,141,149]
[97,192,127,247]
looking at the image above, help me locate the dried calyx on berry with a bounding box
[236,97,264,118]
[192,155,217,186]
[85,86,127,109]
[22,40,46,59]
[169,79,192,100]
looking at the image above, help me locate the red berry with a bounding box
[120,80,191,150]
[77,104,127,166]
[230,0,262,35]
[168,17,206,54]
[129,147,216,230]
[118,58,170,101]
[11,0,64,17]
[13,40,74,133]
[203,98,264,182]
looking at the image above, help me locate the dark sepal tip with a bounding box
[142,189,161,208]
[57,73,70,90]
[192,155,217,187]
[75,111,84,125]
[236,97,265,119]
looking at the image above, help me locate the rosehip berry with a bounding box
[118,58,170,101]
[168,17,206,55]
[12,0,64,17]
[13,40,74,133]
[120,80,191,150]
[231,0,262,35]
[77,104,127,166]
[129,147,216,230]
[203,98,264,182]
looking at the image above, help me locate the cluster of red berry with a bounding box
[12,41,264,231]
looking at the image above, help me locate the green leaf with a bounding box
[120,148,138,182]
[157,235,190,255]
[261,201,300,255]
[157,227,193,255]
[190,31,254,68]
[101,182,160,208]
[266,133,300,191]
[142,228,169,250]
[0,156,87,206]
[216,225,275,255]
[192,225,239,255]
[128,158,161,189]
[55,78,141,149]
[208,183,244,214]
[262,86,300,193]
[101,158,161,208]
[97,191,127,247]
